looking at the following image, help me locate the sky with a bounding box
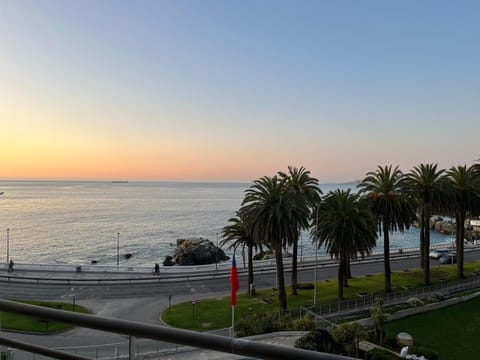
[1,0,479,182]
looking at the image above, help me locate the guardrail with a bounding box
[2,242,479,285]
[0,254,414,285]
[0,241,467,274]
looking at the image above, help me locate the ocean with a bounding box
[0,180,451,266]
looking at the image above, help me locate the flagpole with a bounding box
[231,305,235,337]
[230,251,239,338]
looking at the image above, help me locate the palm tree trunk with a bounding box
[424,210,431,286]
[344,258,350,287]
[383,221,392,292]
[347,259,352,279]
[420,212,425,269]
[291,239,298,295]
[338,258,345,300]
[274,243,288,310]
[456,211,465,278]
[247,244,255,295]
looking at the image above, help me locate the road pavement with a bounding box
[1,249,480,350]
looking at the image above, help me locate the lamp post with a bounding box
[6,229,10,263]
[215,233,219,270]
[116,232,120,268]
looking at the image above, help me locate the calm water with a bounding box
[0,181,450,266]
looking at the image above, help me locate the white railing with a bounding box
[1,243,479,286]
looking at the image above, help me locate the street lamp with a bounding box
[215,233,219,270]
[116,232,120,267]
[6,229,10,263]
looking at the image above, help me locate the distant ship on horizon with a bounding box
[111,180,129,184]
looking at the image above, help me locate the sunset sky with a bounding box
[1,1,479,182]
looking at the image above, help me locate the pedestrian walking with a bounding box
[154,263,160,275]
[8,259,14,272]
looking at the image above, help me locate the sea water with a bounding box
[0,180,450,266]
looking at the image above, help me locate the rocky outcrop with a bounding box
[172,237,229,266]
[413,216,480,240]
[413,216,454,234]
[431,218,454,235]
[163,255,175,266]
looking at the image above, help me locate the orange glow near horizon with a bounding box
[2,2,480,183]
[0,142,366,182]
[0,113,401,182]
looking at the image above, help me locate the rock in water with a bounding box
[173,237,229,265]
[163,255,175,266]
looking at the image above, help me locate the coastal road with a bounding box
[1,249,480,349]
[0,255,419,300]
[2,250,480,302]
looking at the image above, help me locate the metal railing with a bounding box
[0,299,355,360]
[2,241,472,275]
[5,332,302,360]
[4,242,478,286]
[304,272,480,318]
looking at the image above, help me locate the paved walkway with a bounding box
[3,250,480,359]
[0,267,308,359]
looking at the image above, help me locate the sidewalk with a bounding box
[0,265,310,360]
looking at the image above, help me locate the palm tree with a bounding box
[406,163,446,285]
[241,175,308,310]
[278,166,321,295]
[446,165,480,278]
[311,189,377,300]
[221,212,258,295]
[358,165,416,292]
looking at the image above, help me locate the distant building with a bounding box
[471,219,480,227]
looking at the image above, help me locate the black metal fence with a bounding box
[304,273,480,318]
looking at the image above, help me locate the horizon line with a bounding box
[0,177,360,185]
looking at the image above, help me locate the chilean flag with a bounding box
[230,256,240,306]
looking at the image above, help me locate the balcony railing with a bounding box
[0,299,354,360]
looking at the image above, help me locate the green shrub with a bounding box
[295,329,344,354]
[236,312,315,337]
[236,312,275,337]
[332,322,368,357]
[289,314,315,331]
[410,345,439,360]
[365,348,400,360]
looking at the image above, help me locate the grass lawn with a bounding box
[161,260,480,331]
[1,300,89,333]
[385,295,480,359]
